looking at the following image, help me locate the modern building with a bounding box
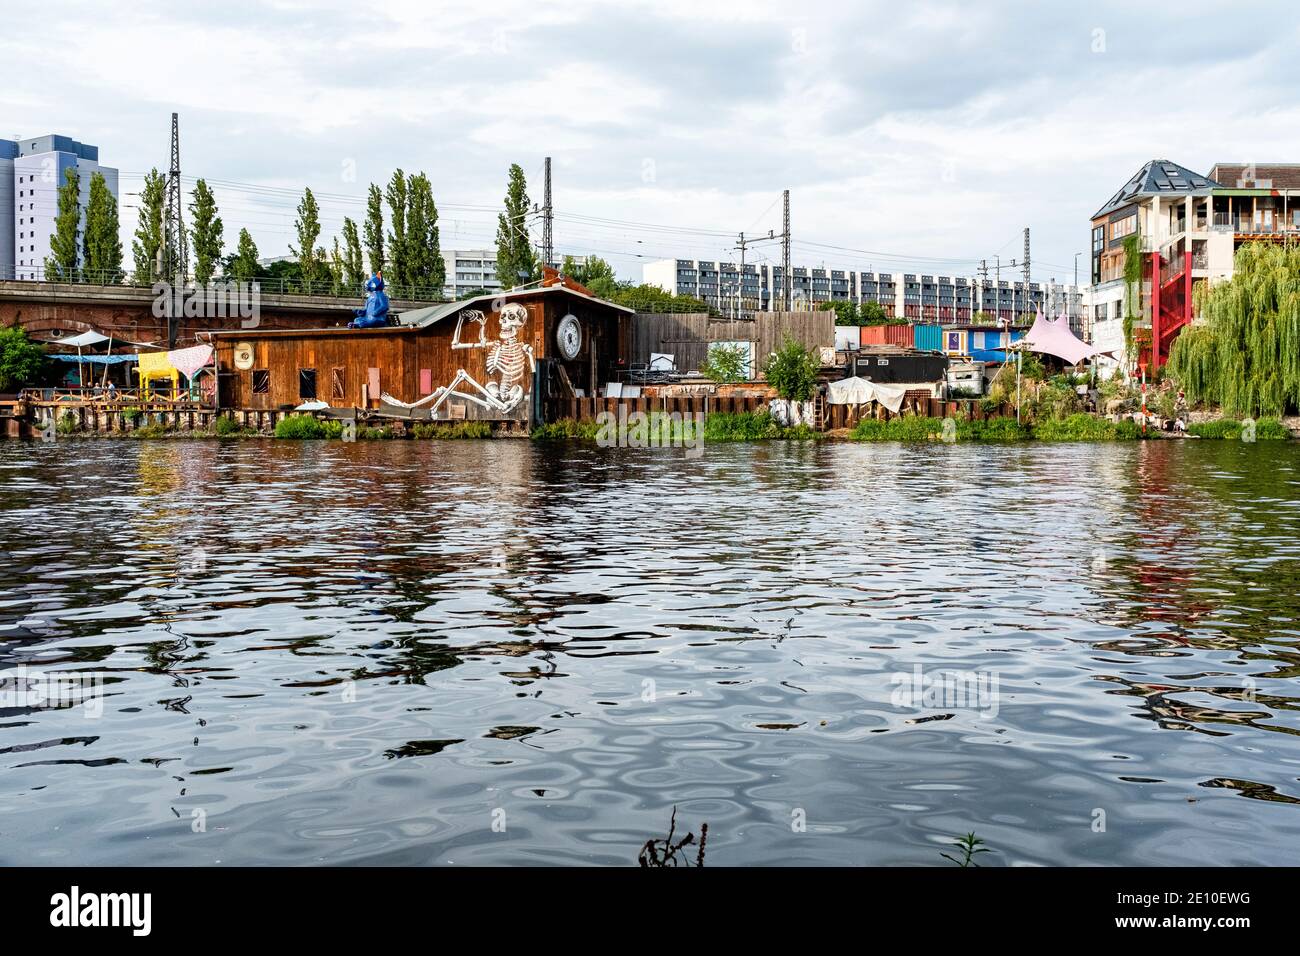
[1083,159,1300,373]
[642,257,1082,326]
[443,248,504,300]
[2,134,119,281]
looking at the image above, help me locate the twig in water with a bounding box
[638,806,709,867]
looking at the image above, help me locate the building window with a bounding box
[252,369,270,394]
[299,368,317,400]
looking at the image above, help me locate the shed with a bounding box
[211,284,633,423]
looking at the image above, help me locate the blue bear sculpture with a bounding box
[349,273,391,328]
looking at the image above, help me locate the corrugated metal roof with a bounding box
[396,284,635,328]
[1093,160,1220,219]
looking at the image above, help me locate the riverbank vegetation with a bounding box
[1167,243,1300,417]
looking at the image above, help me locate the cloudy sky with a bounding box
[5,0,1300,287]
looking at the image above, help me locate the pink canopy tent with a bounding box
[1021,307,1103,365]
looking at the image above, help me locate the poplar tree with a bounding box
[189,178,224,284]
[45,167,81,281]
[229,228,260,281]
[83,172,123,282]
[363,183,384,277]
[405,172,445,293]
[385,169,408,287]
[341,216,365,289]
[495,163,536,289]
[291,187,326,289]
[131,168,166,282]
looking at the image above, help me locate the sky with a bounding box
[4,0,1300,288]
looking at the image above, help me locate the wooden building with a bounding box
[212,283,633,424]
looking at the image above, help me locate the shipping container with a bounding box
[914,324,942,352]
[859,324,914,348]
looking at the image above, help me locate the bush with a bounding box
[762,337,819,402]
[0,324,49,391]
[1187,419,1242,440]
[412,421,492,439]
[55,410,79,435]
[962,416,1030,441]
[703,410,783,441]
[211,415,247,437]
[357,425,395,440]
[851,416,948,441]
[131,422,170,439]
[274,414,328,439]
[699,343,749,384]
[531,418,601,440]
[1189,417,1290,440]
[1033,413,1141,441]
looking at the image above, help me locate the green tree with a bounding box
[228,228,261,281]
[189,178,224,284]
[820,300,860,326]
[495,163,536,289]
[131,168,166,282]
[341,216,365,289]
[0,324,48,390]
[700,342,749,383]
[82,172,123,282]
[763,336,819,401]
[405,172,445,293]
[45,167,81,281]
[329,237,345,296]
[291,187,327,289]
[860,300,889,325]
[363,184,384,277]
[1168,242,1300,416]
[560,255,616,287]
[385,169,408,287]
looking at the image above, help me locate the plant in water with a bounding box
[637,806,708,868]
[55,410,79,435]
[274,414,328,439]
[941,831,991,868]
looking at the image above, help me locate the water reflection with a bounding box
[1,438,1299,866]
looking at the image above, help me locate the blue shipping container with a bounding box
[914,324,942,352]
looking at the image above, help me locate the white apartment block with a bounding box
[2,134,119,281]
[643,258,1082,326]
[444,248,504,299]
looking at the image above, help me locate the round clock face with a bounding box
[233,343,254,370]
[557,314,582,360]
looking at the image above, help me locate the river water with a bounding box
[1,437,1298,866]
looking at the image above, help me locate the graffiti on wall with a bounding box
[430,303,536,416]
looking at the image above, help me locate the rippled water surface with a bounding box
[2,437,1300,866]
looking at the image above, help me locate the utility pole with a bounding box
[161,112,187,348]
[978,259,988,320]
[733,231,748,319]
[782,189,791,311]
[542,156,553,271]
[1022,227,1031,324]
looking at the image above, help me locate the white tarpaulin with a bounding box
[826,376,908,413]
[57,330,111,347]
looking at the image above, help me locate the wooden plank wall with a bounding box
[631,311,834,372]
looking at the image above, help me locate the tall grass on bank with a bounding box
[1033,414,1143,441]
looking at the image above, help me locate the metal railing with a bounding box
[0,264,455,303]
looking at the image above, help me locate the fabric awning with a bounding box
[826,376,909,413]
[1021,308,1102,365]
[56,330,112,348]
[50,353,139,365]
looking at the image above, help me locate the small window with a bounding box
[252,369,270,394]
[299,368,317,400]
[331,367,345,400]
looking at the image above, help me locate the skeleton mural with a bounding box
[426,303,535,416]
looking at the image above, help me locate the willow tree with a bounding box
[1168,242,1300,416]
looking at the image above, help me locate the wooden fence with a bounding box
[631,311,834,372]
